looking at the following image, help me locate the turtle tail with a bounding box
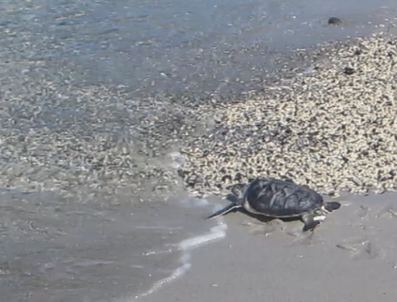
[206,203,242,219]
[324,201,341,212]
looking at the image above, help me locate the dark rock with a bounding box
[328,17,343,25]
[177,169,185,178]
[221,175,232,182]
[343,67,355,75]
[354,49,362,55]
[234,172,243,181]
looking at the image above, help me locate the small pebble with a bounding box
[328,17,343,25]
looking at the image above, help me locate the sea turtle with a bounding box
[207,178,341,232]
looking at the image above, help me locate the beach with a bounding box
[139,193,397,302]
[1,0,397,301]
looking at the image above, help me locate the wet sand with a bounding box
[0,188,224,302]
[139,192,397,302]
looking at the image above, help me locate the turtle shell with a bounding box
[242,178,324,218]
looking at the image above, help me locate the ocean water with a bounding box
[1,0,397,301]
[8,0,390,100]
[0,188,226,302]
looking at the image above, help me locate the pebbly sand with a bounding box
[180,31,397,198]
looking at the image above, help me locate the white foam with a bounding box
[179,196,210,208]
[133,201,228,301]
[178,222,227,251]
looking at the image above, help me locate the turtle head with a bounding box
[226,183,248,203]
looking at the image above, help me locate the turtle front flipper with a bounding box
[301,213,326,232]
[206,203,242,219]
[324,201,341,212]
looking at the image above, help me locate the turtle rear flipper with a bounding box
[206,203,242,219]
[324,201,341,212]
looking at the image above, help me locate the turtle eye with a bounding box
[236,184,248,196]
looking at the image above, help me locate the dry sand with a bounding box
[139,192,397,302]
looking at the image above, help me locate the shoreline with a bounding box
[1,18,397,200]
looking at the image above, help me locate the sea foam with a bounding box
[133,198,227,300]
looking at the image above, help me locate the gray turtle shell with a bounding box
[241,178,324,218]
